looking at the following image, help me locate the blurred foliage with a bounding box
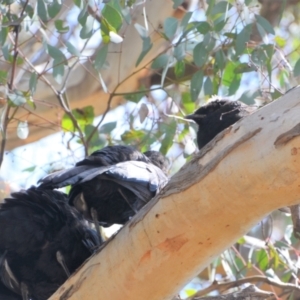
[1,0,300,299]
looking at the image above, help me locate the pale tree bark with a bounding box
[49,87,300,300]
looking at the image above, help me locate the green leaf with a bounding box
[294,58,300,77]
[78,5,88,26]
[181,12,193,29]
[55,20,69,33]
[136,36,152,66]
[206,0,216,16]
[124,90,145,103]
[255,15,275,35]
[235,24,252,55]
[53,58,64,84]
[193,42,208,67]
[211,1,231,16]
[151,54,169,69]
[47,44,66,61]
[204,77,213,95]
[163,17,178,40]
[174,43,185,61]
[274,35,286,48]
[37,0,49,22]
[102,4,123,32]
[222,61,241,95]
[237,237,246,244]
[8,90,27,106]
[121,130,145,143]
[134,23,148,39]
[0,26,8,46]
[94,45,108,70]
[47,44,66,83]
[80,15,94,39]
[84,124,103,148]
[160,120,177,155]
[251,47,268,65]
[0,70,7,85]
[29,72,38,94]
[2,44,9,61]
[172,0,183,9]
[185,288,197,297]
[62,114,74,132]
[74,0,82,8]
[48,0,62,18]
[22,166,36,172]
[190,70,204,101]
[215,49,226,70]
[174,60,185,78]
[255,249,269,271]
[66,41,81,57]
[182,91,195,114]
[99,122,117,134]
[234,63,256,74]
[73,106,95,130]
[196,21,211,34]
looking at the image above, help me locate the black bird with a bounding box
[0,281,22,300]
[39,145,169,227]
[0,187,98,300]
[185,99,255,149]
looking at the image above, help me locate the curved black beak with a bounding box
[184,113,206,121]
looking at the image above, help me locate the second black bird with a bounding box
[39,145,169,227]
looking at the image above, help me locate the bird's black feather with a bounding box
[0,187,98,300]
[0,280,22,300]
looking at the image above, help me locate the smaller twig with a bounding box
[195,285,274,300]
[0,0,26,168]
[187,276,300,299]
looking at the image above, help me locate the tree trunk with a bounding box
[49,87,300,300]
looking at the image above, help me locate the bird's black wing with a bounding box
[38,145,151,189]
[79,161,168,202]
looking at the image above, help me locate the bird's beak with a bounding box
[184,114,205,121]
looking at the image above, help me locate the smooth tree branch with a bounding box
[49,87,300,300]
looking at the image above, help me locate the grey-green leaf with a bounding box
[172,0,183,9]
[37,0,49,22]
[29,72,38,94]
[294,58,300,77]
[255,15,275,35]
[94,45,108,70]
[151,54,169,69]
[164,17,178,40]
[99,121,117,134]
[66,41,81,57]
[136,37,153,66]
[190,70,204,101]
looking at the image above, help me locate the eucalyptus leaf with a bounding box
[94,45,108,70]
[163,17,178,40]
[190,70,204,101]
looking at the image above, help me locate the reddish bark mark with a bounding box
[157,235,188,253]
